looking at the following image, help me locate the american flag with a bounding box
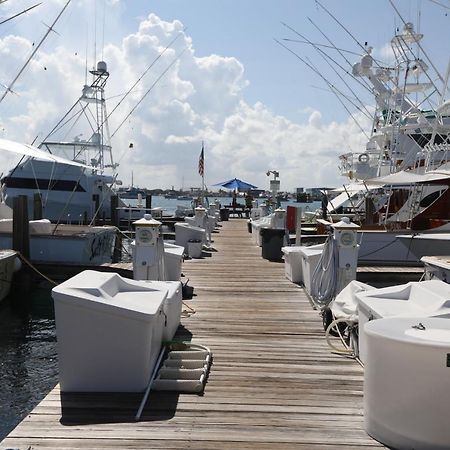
[198,143,204,176]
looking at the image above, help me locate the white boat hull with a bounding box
[0,225,116,265]
[397,233,450,261]
[357,230,419,265]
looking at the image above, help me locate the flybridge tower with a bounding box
[79,61,115,174]
[40,60,117,176]
[1,60,123,222]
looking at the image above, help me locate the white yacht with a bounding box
[2,61,132,224]
[320,23,450,264]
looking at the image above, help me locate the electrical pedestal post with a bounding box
[194,206,210,244]
[272,207,286,229]
[331,217,360,295]
[133,214,164,281]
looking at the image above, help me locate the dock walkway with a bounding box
[1,219,385,449]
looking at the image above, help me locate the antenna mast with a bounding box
[0,0,72,105]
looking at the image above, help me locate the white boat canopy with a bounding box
[366,170,450,186]
[327,191,355,212]
[326,183,379,213]
[327,171,450,213]
[0,138,93,169]
[330,182,379,193]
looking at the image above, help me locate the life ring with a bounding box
[358,153,369,163]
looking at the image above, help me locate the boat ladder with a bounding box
[406,184,424,228]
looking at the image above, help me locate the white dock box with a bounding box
[364,317,450,450]
[163,242,184,281]
[251,216,272,246]
[356,280,450,363]
[175,222,206,251]
[52,270,166,392]
[187,240,203,258]
[142,280,183,341]
[299,244,324,296]
[281,246,303,283]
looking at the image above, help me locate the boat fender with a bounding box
[358,153,369,163]
[13,256,22,272]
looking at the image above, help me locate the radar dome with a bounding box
[403,22,414,33]
[97,61,107,73]
[360,54,373,70]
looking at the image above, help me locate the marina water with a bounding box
[0,195,318,440]
[123,194,318,213]
[0,282,57,440]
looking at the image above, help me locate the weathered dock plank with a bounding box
[1,219,385,449]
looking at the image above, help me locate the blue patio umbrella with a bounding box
[214,178,258,191]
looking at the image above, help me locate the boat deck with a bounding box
[1,219,386,449]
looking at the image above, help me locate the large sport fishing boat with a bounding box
[0,4,118,265]
[1,61,132,224]
[319,22,450,264]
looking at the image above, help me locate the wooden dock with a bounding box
[1,219,386,449]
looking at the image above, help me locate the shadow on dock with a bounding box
[59,391,180,425]
[59,324,193,426]
[174,323,193,341]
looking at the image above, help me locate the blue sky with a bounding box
[1,0,450,190]
[120,0,450,122]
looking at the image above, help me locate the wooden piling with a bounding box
[33,193,43,220]
[110,195,119,227]
[92,194,99,225]
[365,197,376,225]
[110,195,122,263]
[12,195,30,259]
[146,194,152,210]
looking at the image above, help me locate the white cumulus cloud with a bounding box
[0,4,367,191]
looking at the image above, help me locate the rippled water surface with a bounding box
[0,285,58,441]
[124,194,319,214]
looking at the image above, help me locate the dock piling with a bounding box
[33,193,43,220]
[110,195,122,263]
[92,194,99,225]
[13,195,30,259]
[146,194,152,210]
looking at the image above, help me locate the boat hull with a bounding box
[397,233,450,261]
[0,225,116,265]
[357,230,420,265]
[3,160,127,223]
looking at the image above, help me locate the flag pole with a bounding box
[202,141,205,203]
[198,141,205,206]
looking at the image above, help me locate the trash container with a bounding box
[260,228,286,261]
[220,208,229,221]
[52,270,166,392]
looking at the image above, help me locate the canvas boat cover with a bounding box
[0,138,93,169]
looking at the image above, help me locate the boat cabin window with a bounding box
[419,189,444,208]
